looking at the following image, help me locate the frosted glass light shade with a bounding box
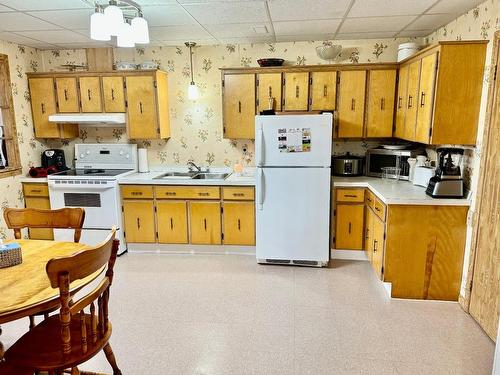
[117,22,135,48]
[188,83,199,100]
[131,16,150,44]
[90,12,110,41]
[104,5,124,36]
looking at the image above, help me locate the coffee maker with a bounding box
[426,148,464,198]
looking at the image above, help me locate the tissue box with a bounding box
[0,242,22,268]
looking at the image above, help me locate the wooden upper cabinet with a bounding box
[257,73,282,112]
[394,65,409,139]
[223,202,255,245]
[55,77,79,113]
[283,72,309,111]
[338,70,366,138]
[102,76,126,112]
[404,60,421,141]
[223,74,255,139]
[310,71,337,111]
[366,69,396,138]
[29,78,59,138]
[126,75,158,139]
[79,76,102,113]
[415,53,438,144]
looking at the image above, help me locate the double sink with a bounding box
[154,171,231,180]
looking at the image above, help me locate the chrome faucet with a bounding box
[187,161,202,172]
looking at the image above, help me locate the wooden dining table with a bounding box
[0,239,104,359]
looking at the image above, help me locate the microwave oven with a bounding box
[366,147,424,180]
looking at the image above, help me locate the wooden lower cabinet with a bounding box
[24,196,53,240]
[371,215,385,279]
[122,200,156,243]
[223,202,255,245]
[364,206,374,261]
[335,203,364,250]
[157,201,188,244]
[189,201,222,245]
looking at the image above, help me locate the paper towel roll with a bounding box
[138,148,149,173]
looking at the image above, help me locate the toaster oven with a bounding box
[366,147,424,180]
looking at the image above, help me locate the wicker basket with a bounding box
[0,243,22,268]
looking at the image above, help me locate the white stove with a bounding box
[48,144,137,254]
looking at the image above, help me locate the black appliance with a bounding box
[426,148,465,198]
[41,149,68,171]
[332,153,364,176]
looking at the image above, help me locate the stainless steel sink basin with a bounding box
[154,171,198,179]
[192,173,230,180]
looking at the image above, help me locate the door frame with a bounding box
[461,30,500,311]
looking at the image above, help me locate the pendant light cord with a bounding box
[189,44,195,85]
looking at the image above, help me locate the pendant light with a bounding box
[90,7,110,41]
[186,42,199,100]
[131,15,150,44]
[104,1,124,36]
[117,21,135,48]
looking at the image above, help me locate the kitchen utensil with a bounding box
[332,152,364,176]
[381,166,400,181]
[413,166,436,187]
[416,155,427,166]
[381,144,410,150]
[257,58,284,67]
[426,148,465,198]
[407,157,417,182]
[316,45,342,61]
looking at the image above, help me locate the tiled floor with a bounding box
[1,254,495,374]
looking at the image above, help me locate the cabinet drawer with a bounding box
[155,186,220,200]
[121,185,154,199]
[23,183,49,197]
[373,197,386,221]
[222,187,255,201]
[336,189,365,203]
[365,189,375,209]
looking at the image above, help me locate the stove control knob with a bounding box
[126,154,130,159]
[86,150,91,155]
[80,153,85,158]
[119,150,124,155]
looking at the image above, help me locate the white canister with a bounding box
[138,148,149,173]
[407,157,417,182]
[397,42,420,62]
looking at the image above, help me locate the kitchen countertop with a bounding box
[118,167,256,186]
[333,176,470,206]
[19,177,48,183]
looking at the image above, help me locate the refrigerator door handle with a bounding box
[257,168,264,210]
[257,124,265,166]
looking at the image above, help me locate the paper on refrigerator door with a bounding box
[278,127,311,153]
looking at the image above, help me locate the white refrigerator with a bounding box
[255,114,333,267]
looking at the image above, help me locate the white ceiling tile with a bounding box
[395,29,433,37]
[0,0,92,11]
[427,0,484,14]
[142,5,196,26]
[149,25,213,40]
[0,31,44,44]
[275,34,334,42]
[204,23,272,38]
[15,30,91,43]
[348,0,437,17]
[336,31,397,39]
[218,36,275,44]
[133,0,178,4]
[27,9,94,29]
[0,12,62,31]
[182,1,268,24]
[268,0,351,21]
[53,42,115,49]
[0,4,14,12]
[405,13,458,31]
[274,19,341,36]
[339,15,416,33]
[157,38,218,46]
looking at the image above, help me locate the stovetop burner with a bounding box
[52,168,133,177]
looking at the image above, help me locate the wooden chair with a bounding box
[3,207,86,243]
[3,229,122,375]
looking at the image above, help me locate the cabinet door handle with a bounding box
[41,103,45,114]
[139,102,143,114]
[365,228,369,239]
[408,95,413,108]
[380,98,385,110]
[233,193,244,197]
[397,97,402,109]
[31,189,41,193]
[131,191,143,196]
[237,219,241,231]
[87,89,91,101]
[375,206,381,212]
[198,192,209,196]
[373,239,378,252]
[323,85,328,97]
[367,198,373,203]
[64,89,68,101]
[238,101,241,113]
[420,92,425,107]
[348,222,352,234]
[204,218,207,231]
[165,192,176,196]
[344,194,358,198]
[268,86,272,98]
[137,218,141,229]
[170,218,173,230]
[295,85,299,98]
[351,98,355,111]
[111,88,115,101]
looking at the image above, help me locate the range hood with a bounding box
[48,113,126,127]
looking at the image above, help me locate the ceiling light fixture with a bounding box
[90,0,150,48]
[186,42,199,100]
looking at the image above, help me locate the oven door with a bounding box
[48,180,120,245]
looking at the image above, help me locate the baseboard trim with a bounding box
[331,249,369,261]
[126,243,256,255]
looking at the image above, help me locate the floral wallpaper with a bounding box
[37,37,417,167]
[426,0,500,295]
